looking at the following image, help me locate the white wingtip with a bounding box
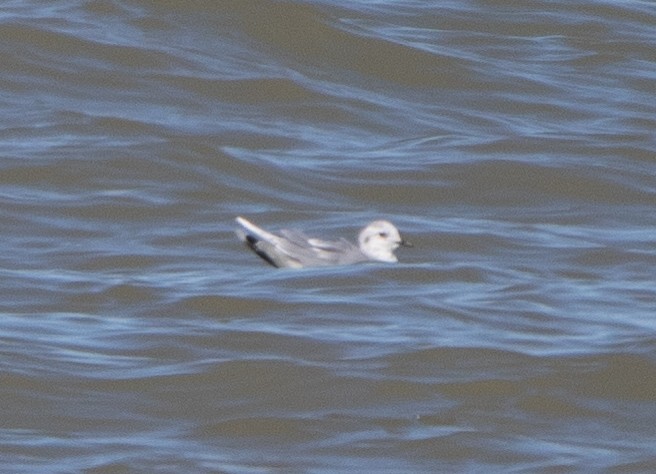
[235,216,249,228]
[235,216,279,243]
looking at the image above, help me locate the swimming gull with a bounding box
[235,216,411,268]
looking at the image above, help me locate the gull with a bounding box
[235,216,411,268]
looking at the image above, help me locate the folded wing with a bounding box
[236,217,368,268]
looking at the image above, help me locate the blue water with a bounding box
[1,1,655,472]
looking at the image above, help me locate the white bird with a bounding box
[235,216,411,268]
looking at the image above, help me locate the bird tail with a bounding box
[235,216,279,244]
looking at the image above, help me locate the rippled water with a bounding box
[2,1,655,472]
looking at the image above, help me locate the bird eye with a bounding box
[379,232,388,238]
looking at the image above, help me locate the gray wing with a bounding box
[278,229,368,266]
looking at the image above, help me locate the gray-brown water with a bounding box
[2,1,656,472]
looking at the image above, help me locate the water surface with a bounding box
[1,1,655,472]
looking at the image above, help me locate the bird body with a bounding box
[235,217,410,268]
